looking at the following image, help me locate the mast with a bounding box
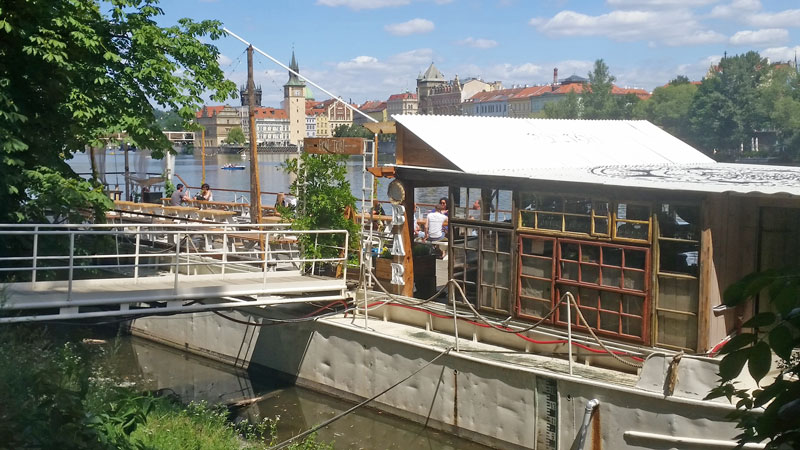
[247,45,262,223]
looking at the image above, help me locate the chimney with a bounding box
[553,68,558,85]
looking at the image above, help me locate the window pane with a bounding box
[594,218,609,235]
[600,311,619,333]
[582,245,600,263]
[658,276,699,312]
[616,221,649,240]
[621,203,650,220]
[561,242,579,260]
[538,213,561,230]
[482,253,496,284]
[564,198,592,214]
[594,201,609,216]
[565,215,591,233]
[657,310,697,349]
[521,277,551,300]
[522,238,553,257]
[482,229,495,251]
[659,241,699,276]
[581,264,599,284]
[621,316,642,337]
[522,256,551,278]
[658,203,700,240]
[624,270,645,291]
[561,261,579,280]
[624,249,646,269]
[600,290,621,312]
[497,288,510,311]
[602,267,622,288]
[497,232,512,253]
[603,247,622,266]
[497,254,511,282]
[520,297,551,318]
[480,286,493,308]
[520,210,535,228]
[622,294,644,316]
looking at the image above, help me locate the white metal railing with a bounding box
[0,223,349,302]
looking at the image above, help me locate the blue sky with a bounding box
[158,0,800,107]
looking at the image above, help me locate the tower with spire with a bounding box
[283,51,306,146]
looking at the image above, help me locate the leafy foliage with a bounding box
[0,0,236,222]
[543,90,581,119]
[282,153,359,269]
[634,82,698,138]
[154,109,184,131]
[224,126,246,145]
[706,267,800,449]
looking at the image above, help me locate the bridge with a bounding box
[0,223,351,323]
[163,131,195,145]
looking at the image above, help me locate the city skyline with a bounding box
[158,0,800,107]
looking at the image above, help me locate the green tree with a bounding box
[0,0,236,222]
[687,51,769,157]
[154,109,184,131]
[635,82,698,138]
[282,153,359,270]
[543,90,581,119]
[333,123,372,138]
[707,267,800,449]
[224,126,246,145]
[756,65,800,158]
[669,75,691,86]
[582,59,616,119]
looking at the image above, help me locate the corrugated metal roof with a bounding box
[393,162,800,197]
[392,115,714,172]
[390,115,800,198]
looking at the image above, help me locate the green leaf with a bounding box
[768,325,795,361]
[741,312,777,329]
[747,341,772,383]
[772,281,800,316]
[720,348,751,381]
[720,333,758,354]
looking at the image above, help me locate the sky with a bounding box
[158,0,800,107]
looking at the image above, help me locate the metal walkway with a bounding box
[0,223,351,323]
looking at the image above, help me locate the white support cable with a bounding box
[223,28,378,124]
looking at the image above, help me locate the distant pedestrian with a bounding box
[170,184,190,206]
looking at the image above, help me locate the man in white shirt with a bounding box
[425,204,448,242]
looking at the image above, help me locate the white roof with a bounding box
[393,115,715,172]
[392,115,800,198]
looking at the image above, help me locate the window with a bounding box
[453,187,512,224]
[517,235,650,343]
[654,203,700,350]
[451,224,513,314]
[614,202,651,242]
[519,193,610,237]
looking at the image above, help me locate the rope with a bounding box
[268,346,453,450]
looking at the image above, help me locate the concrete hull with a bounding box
[132,306,749,450]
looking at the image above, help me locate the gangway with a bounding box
[0,223,350,323]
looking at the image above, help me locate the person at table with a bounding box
[197,183,213,201]
[170,184,190,206]
[370,199,386,231]
[275,192,286,209]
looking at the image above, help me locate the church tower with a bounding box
[284,51,306,147]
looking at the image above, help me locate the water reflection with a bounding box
[111,336,488,450]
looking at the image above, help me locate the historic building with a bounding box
[386,92,417,118]
[283,51,306,146]
[354,100,387,125]
[194,105,240,146]
[417,63,502,115]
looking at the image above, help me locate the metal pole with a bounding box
[67,232,75,301]
[134,226,141,282]
[201,128,206,184]
[123,141,131,201]
[31,226,38,286]
[246,45,263,225]
[174,231,181,290]
[567,293,574,376]
[452,284,460,352]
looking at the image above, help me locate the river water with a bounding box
[68,150,447,208]
[100,332,489,450]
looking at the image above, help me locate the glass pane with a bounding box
[466,231,479,249]
[659,241,699,276]
[657,310,698,349]
[520,210,535,228]
[520,298,551,318]
[521,277,552,300]
[522,238,553,257]
[480,286,493,308]
[624,270,645,291]
[579,287,600,308]
[482,253,496,284]
[582,245,600,263]
[616,221,649,240]
[561,242,579,260]
[603,247,622,266]
[621,316,642,337]
[482,229,494,251]
[658,276,699,312]
[622,294,644,316]
[658,203,700,240]
[578,307,598,328]
[624,249,647,269]
[581,264,599,284]
[624,203,650,220]
[565,215,591,233]
[564,198,592,214]
[496,190,512,223]
[594,218,609,235]
[497,232,511,253]
[497,288,510,312]
[540,196,563,212]
[600,290,621,312]
[561,261,579,280]
[497,254,511,284]
[538,212,561,230]
[522,256,552,278]
[600,311,619,332]
[520,192,537,210]
[601,267,622,288]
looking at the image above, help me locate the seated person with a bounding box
[170,183,190,206]
[425,204,448,242]
[197,183,213,201]
[370,199,386,230]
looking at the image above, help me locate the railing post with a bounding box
[31,226,39,286]
[221,226,228,279]
[263,229,270,284]
[342,230,349,282]
[452,282,459,352]
[174,231,181,290]
[134,226,141,282]
[312,233,319,275]
[67,232,75,301]
[567,293,574,376]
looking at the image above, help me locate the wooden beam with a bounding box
[363,121,396,134]
[366,166,396,178]
[305,137,364,155]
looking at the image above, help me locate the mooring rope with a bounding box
[268,346,453,450]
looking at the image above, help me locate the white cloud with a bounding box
[336,56,383,71]
[709,0,761,18]
[217,54,233,66]
[385,18,435,36]
[316,0,410,10]
[457,37,499,49]
[608,0,718,8]
[747,9,800,28]
[729,28,789,46]
[530,9,724,46]
[761,45,800,63]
